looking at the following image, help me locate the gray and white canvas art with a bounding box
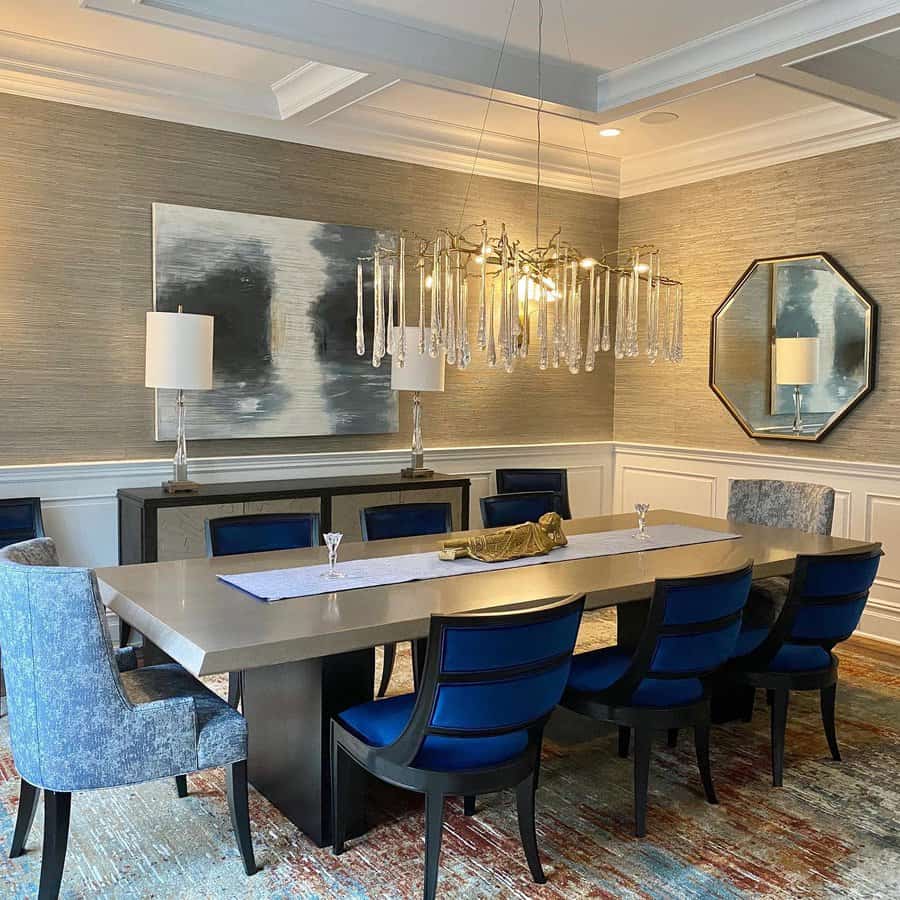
[153,203,398,440]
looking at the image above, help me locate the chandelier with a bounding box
[355,1,685,375]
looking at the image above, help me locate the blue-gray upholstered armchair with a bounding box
[0,538,258,898]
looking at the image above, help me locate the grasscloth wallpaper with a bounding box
[617,138,899,463]
[0,93,617,465]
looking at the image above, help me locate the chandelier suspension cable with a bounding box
[559,0,598,198]
[354,0,686,375]
[457,0,519,233]
[535,0,543,248]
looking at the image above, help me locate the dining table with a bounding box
[96,508,870,847]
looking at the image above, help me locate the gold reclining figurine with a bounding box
[439,512,567,563]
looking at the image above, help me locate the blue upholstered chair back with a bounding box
[0,539,155,791]
[360,503,452,541]
[205,512,321,557]
[480,491,561,529]
[785,546,881,646]
[0,498,45,549]
[642,566,753,678]
[496,469,571,519]
[383,595,584,765]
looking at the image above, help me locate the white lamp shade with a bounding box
[390,328,446,392]
[145,311,214,390]
[776,337,820,386]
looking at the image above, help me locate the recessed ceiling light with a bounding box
[640,111,679,126]
[599,127,622,137]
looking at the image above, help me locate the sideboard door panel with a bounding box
[157,502,243,561]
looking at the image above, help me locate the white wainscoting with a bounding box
[0,441,614,569]
[614,442,900,645]
[3,439,898,647]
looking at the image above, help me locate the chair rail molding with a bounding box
[613,441,900,645]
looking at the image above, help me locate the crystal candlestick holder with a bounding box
[322,532,345,578]
[634,503,651,541]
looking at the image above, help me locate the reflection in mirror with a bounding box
[711,254,876,442]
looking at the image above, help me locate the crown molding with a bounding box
[619,101,893,196]
[271,61,369,120]
[0,28,280,118]
[598,0,900,112]
[318,103,620,196]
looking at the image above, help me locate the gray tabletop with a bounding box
[96,510,867,676]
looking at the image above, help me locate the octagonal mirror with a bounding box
[711,254,877,441]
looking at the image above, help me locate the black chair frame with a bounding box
[204,512,322,557]
[331,594,585,899]
[723,544,883,786]
[495,469,572,519]
[479,491,562,529]
[359,502,453,698]
[204,512,322,711]
[0,498,45,549]
[561,563,753,836]
[358,502,452,542]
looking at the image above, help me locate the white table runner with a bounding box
[218,524,741,602]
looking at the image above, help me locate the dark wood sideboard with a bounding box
[117,472,472,565]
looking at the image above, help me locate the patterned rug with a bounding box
[1,609,898,898]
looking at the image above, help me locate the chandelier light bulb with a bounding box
[424,274,434,290]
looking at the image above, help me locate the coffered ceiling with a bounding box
[1,0,899,196]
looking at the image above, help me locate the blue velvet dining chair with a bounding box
[0,497,45,549]
[561,563,753,837]
[480,491,561,529]
[495,469,572,519]
[205,511,321,557]
[725,544,882,787]
[206,512,321,709]
[360,503,453,698]
[331,594,585,900]
[0,538,258,898]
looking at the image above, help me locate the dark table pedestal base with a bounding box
[243,649,375,848]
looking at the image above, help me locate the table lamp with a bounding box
[145,308,214,493]
[776,336,819,434]
[391,327,445,478]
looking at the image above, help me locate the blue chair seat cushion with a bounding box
[764,643,832,672]
[567,647,703,707]
[337,693,529,771]
[119,663,247,769]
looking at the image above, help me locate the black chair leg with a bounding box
[119,621,132,649]
[175,775,188,798]
[9,779,40,858]
[740,686,756,722]
[617,725,630,758]
[516,769,546,884]
[39,790,70,900]
[331,739,351,856]
[820,683,841,761]
[770,688,790,787]
[423,793,445,900]
[226,760,259,876]
[694,721,718,804]
[463,795,476,816]
[667,728,678,748]
[377,643,397,698]
[227,671,243,711]
[633,728,652,838]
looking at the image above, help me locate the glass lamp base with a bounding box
[401,467,434,479]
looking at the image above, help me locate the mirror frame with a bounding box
[710,252,878,443]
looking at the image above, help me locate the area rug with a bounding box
[1,609,898,898]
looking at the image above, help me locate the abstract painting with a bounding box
[152,203,398,440]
